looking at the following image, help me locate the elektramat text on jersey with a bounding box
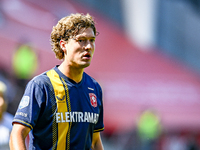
[56,111,99,123]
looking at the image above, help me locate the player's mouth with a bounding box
[82,53,92,60]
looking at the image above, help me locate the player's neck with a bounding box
[58,63,84,83]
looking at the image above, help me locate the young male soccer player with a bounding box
[10,13,104,150]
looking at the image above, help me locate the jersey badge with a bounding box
[89,93,97,107]
[19,96,30,109]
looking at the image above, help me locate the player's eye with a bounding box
[78,39,86,43]
[90,39,95,42]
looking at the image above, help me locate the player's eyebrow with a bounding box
[77,35,95,38]
[74,36,96,40]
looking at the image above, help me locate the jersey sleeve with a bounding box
[94,85,104,133]
[12,79,45,129]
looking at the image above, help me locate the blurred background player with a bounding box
[0,81,13,150]
[137,108,162,150]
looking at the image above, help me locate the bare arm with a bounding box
[9,123,31,150]
[91,132,104,150]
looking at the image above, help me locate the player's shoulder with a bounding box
[84,72,101,89]
[32,71,49,84]
[28,68,54,87]
[84,72,98,84]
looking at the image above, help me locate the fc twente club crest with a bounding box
[89,93,97,107]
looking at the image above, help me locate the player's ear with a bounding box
[60,40,67,53]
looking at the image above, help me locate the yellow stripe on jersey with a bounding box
[94,128,104,132]
[47,69,69,150]
[61,78,72,150]
[13,119,33,130]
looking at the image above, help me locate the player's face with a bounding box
[63,27,95,69]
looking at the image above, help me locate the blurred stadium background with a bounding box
[1,0,200,149]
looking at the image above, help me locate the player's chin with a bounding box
[82,63,91,68]
[81,59,92,67]
[79,61,91,68]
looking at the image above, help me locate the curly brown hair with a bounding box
[50,13,97,60]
